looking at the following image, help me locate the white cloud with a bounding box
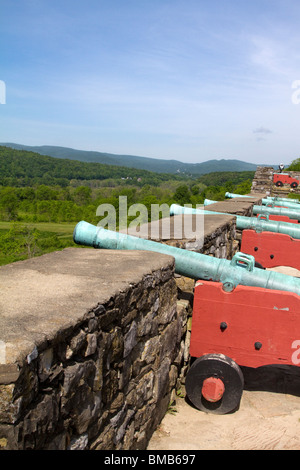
[253,127,273,135]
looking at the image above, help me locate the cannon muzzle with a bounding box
[73,220,300,296]
[204,199,218,206]
[225,192,253,199]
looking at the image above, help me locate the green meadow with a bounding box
[0,221,77,266]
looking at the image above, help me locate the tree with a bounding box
[0,187,19,220]
[287,159,300,171]
[173,185,191,205]
[234,180,252,194]
[73,186,92,206]
[35,185,58,200]
[0,224,40,259]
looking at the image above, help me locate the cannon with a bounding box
[266,196,300,204]
[259,199,300,223]
[236,214,300,239]
[225,192,253,199]
[225,192,300,207]
[204,199,217,206]
[187,276,300,414]
[73,220,300,295]
[226,192,300,206]
[226,193,300,210]
[74,221,300,415]
[204,198,299,223]
[261,198,300,209]
[252,204,300,221]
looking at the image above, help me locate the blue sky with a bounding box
[1,0,300,165]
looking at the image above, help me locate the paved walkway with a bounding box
[147,388,300,450]
[148,265,300,451]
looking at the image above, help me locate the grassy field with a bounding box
[0,221,76,234]
[0,221,78,266]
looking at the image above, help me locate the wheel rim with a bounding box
[185,354,244,414]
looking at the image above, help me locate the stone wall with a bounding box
[0,249,191,450]
[125,212,238,259]
[0,191,261,451]
[251,166,274,195]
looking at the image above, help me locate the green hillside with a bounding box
[0,145,186,187]
[1,143,259,175]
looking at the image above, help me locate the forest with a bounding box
[0,145,254,265]
[287,159,300,172]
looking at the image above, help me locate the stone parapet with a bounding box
[202,196,263,244]
[125,212,238,259]
[0,248,190,450]
[251,166,274,195]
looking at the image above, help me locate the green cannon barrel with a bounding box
[225,192,253,199]
[261,198,300,209]
[204,199,218,206]
[206,196,300,210]
[266,196,300,204]
[252,204,300,221]
[235,215,300,239]
[169,203,300,240]
[225,193,300,209]
[226,193,300,205]
[73,220,300,296]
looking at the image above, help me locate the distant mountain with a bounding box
[1,143,259,175]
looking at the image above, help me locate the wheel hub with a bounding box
[201,377,225,402]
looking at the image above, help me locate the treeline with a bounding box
[196,171,255,187]
[0,177,253,225]
[0,146,187,187]
[287,158,300,172]
[0,145,255,190]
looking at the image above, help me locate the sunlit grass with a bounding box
[0,221,78,266]
[0,221,76,234]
